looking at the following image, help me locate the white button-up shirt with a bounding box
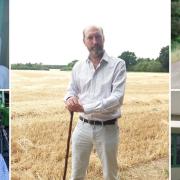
[0,66,9,89]
[64,52,126,121]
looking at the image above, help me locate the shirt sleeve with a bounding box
[64,64,79,101]
[83,61,126,114]
[0,66,9,89]
[0,154,9,180]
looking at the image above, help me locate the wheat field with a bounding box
[11,70,169,180]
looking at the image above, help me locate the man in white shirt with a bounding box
[64,25,126,180]
[0,65,9,89]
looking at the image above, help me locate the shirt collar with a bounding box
[86,51,109,63]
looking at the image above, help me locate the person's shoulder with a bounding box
[108,56,125,66]
[110,56,125,62]
[72,59,86,71]
[0,65,8,69]
[0,65,9,74]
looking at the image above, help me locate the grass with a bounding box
[11,70,169,179]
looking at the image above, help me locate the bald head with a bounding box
[83,25,104,40]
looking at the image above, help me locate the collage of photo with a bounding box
[1,0,180,179]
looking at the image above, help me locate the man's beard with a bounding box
[89,46,104,57]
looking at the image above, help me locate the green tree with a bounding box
[67,60,79,69]
[118,51,137,70]
[158,46,169,72]
[172,0,180,47]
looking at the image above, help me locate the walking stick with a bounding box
[63,111,74,180]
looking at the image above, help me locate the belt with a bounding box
[79,116,117,125]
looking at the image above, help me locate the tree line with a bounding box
[11,63,67,71]
[11,46,169,72]
[118,46,169,72]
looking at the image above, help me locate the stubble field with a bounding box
[11,70,169,180]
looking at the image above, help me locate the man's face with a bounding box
[83,27,104,57]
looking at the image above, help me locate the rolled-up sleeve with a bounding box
[83,61,126,114]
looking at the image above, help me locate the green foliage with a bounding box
[133,59,164,72]
[158,46,169,72]
[171,44,180,63]
[11,63,66,71]
[172,0,180,47]
[118,46,168,72]
[11,60,79,71]
[118,51,137,70]
[67,60,78,68]
[12,47,169,72]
